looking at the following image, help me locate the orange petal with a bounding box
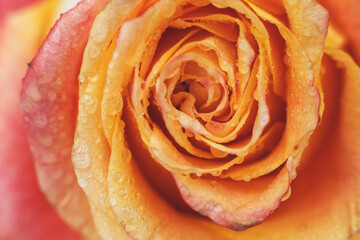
[317,0,360,64]
[72,0,150,239]
[215,47,360,240]
[174,166,290,231]
[107,112,234,239]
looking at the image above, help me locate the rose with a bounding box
[1,0,360,239]
[2,0,360,238]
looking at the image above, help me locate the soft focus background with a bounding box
[0,1,82,239]
[0,0,359,239]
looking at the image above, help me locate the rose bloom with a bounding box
[1,0,360,239]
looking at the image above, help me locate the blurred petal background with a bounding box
[0,1,80,239]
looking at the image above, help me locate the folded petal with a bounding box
[216,47,360,240]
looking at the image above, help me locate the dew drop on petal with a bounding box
[39,151,56,163]
[79,114,88,123]
[307,61,312,69]
[287,0,298,6]
[46,43,58,54]
[210,180,217,187]
[109,198,117,206]
[91,24,108,43]
[308,86,317,96]
[81,94,98,113]
[281,188,292,201]
[37,134,53,147]
[52,28,61,43]
[47,90,57,102]
[72,140,91,169]
[239,64,248,74]
[88,45,100,58]
[213,205,223,214]
[119,188,128,197]
[284,55,291,66]
[78,74,85,83]
[90,75,99,83]
[34,113,48,128]
[56,111,66,121]
[308,73,313,82]
[26,85,42,102]
[78,178,88,188]
[113,51,119,60]
[303,26,312,37]
[243,175,251,182]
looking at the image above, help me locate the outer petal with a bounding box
[318,0,360,64]
[217,48,360,240]
[21,0,108,238]
[0,1,79,239]
[72,0,144,239]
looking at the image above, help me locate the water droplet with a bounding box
[239,64,248,74]
[281,188,292,201]
[213,205,222,213]
[308,86,317,96]
[88,45,99,58]
[119,188,128,197]
[23,115,30,122]
[37,134,53,147]
[56,111,66,121]
[260,114,269,127]
[72,140,91,169]
[135,192,140,199]
[52,168,64,180]
[79,114,87,123]
[303,26,312,37]
[306,61,312,69]
[90,75,99,83]
[26,85,41,102]
[287,0,298,6]
[47,90,57,102]
[109,198,117,206]
[91,24,108,43]
[99,193,106,202]
[46,42,58,54]
[284,55,291,66]
[39,151,56,163]
[308,73,313,82]
[113,51,119,60]
[78,75,85,83]
[52,28,61,43]
[34,113,48,128]
[122,148,131,161]
[78,178,88,188]
[243,175,251,182]
[81,94,98,113]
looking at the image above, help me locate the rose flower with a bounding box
[1,0,360,239]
